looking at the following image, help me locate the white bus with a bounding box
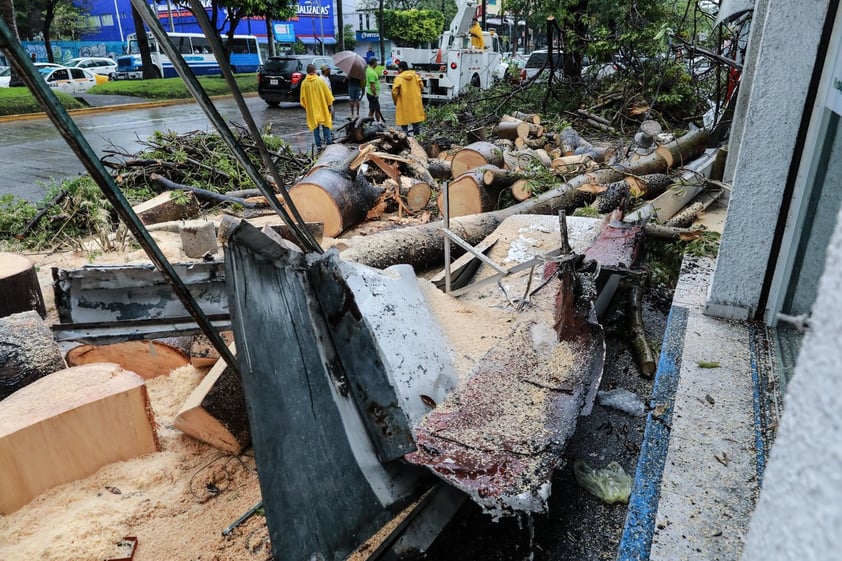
[114,32,262,79]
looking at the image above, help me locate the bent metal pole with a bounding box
[0,20,241,378]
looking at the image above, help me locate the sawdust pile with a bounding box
[0,365,267,561]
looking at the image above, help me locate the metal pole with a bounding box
[114,0,124,41]
[165,0,175,32]
[443,181,451,294]
[319,0,325,54]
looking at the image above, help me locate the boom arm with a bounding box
[449,0,478,36]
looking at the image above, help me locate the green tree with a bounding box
[343,23,356,50]
[382,8,444,46]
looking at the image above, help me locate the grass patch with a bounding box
[0,87,85,116]
[0,73,258,117]
[90,73,258,100]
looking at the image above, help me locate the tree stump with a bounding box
[0,363,159,514]
[132,191,200,225]
[0,311,66,401]
[0,253,46,318]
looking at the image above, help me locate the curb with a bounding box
[0,92,259,123]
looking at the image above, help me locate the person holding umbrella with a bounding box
[391,61,425,137]
[332,51,367,119]
[300,63,334,150]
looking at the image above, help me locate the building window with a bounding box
[101,14,114,26]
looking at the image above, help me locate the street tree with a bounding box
[382,8,445,47]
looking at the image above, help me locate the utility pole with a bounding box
[336,0,344,51]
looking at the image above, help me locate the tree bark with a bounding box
[450,141,505,178]
[338,129,709,271]
[0,253,46,318]
[174,344,250,454]
[0,311,65,400]
[289,168,385,237]
[133,191,201,225]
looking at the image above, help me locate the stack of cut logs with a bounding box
[278,111,707,239]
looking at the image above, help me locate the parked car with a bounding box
[63,57,118,79]
[4,62,65,87]
[38,66,106,95]
[257,55,349,106]
[523,49,565,80]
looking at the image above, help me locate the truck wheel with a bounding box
[471,73,481,88]
[266,100,280,107]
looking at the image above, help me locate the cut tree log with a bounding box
[0,253,46,318]
[510,179,535,202]
[493,120,530,141]
[450,142,506,178]
[0,362,159,514]
[512,111,541,124]
[0,311,65,400]
[309,144,354,174]
[438,168,510,217]
[427,158,452,180]
[174,343,250,454]
[288,168,385,237]
[593,173,674,212]
[133,190,200,225]
[65,340,190,379]
[338,128,708,271]
[398,177,433,212]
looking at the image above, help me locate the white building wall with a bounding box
[740,203,842,561]
[705,0,830,320]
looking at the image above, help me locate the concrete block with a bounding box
[181,221,218,258]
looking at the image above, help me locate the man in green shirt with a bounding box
[365,58,384,123]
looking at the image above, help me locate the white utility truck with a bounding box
[383,0,506,102]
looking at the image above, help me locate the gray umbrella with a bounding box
[332,51,367,80]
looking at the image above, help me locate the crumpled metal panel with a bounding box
[405,259,605,518]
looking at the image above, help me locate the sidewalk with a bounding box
[618,257,775,560]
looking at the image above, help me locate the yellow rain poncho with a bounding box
[469,21,484,49]
[300,74,334,131]
[391,70,425,126]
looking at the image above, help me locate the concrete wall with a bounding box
[740,204,842,561]
[705,0,830,320]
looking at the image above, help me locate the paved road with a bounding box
[0,91,396,201]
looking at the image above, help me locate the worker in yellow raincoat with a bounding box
[300,63,334,149]
[391,61,425,137]
[469,17,484,50]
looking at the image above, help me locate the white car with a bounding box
[64,57,118,78]
[1,63,66,87]
[38,66,106,95]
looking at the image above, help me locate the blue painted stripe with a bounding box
[747,324,768,486]
[617,305,689,561]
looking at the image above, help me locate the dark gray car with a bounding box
[257,55,349,106]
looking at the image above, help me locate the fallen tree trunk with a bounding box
[0,311,66,400]
[398,177,433,212]
[0,253,47,318]
[289,168,385,237]
[338,129,708,271]
[173,344,250,454]
[309,144,354,174]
